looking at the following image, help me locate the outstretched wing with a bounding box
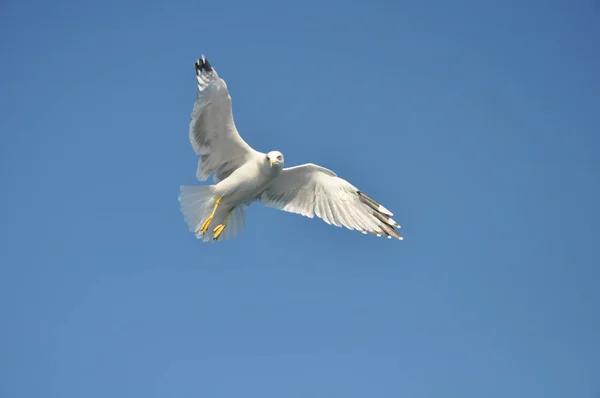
[260,164,402,239]
[190,55,258,182]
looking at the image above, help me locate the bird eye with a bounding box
[277,155,282,161]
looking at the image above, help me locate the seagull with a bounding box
[179,55,402,242]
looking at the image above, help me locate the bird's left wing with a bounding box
[260,164,402,239]
[190,55,259,182]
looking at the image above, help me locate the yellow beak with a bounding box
[270,159,275,167]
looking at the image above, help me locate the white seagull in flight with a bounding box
[179,55,402,242]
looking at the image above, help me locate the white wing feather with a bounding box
[190,56,258,182]
[260,164,402,239]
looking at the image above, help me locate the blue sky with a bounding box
[1,0,599,396]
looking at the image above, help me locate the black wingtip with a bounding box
[194,55,213,73]
[357,191,403,240]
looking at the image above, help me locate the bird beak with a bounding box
[270,159,275,167]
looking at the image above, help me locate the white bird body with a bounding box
[179,55,402,242]
[215,152,281,208]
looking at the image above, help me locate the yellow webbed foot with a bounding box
[213,224,226,240]
[200,216,213,233]
[212,208,232,241]
[200,197,223,234]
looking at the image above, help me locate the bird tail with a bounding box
[178,185,247,242]
[178,185,217,239]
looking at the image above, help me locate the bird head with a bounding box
[266,151,284,168]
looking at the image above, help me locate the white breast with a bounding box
[215,156,279,207]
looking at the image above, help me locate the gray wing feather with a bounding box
[260,164,402,239]
[190,56,258,182]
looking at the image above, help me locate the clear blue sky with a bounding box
[1,0,599,396]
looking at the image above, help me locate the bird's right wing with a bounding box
[189,55,259,182]
[260,164,402,239]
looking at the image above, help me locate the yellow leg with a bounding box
[200,197,222,233]
[212,209,232,240]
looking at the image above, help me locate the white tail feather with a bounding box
[179,185,216,238]
[178,185,247,242]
